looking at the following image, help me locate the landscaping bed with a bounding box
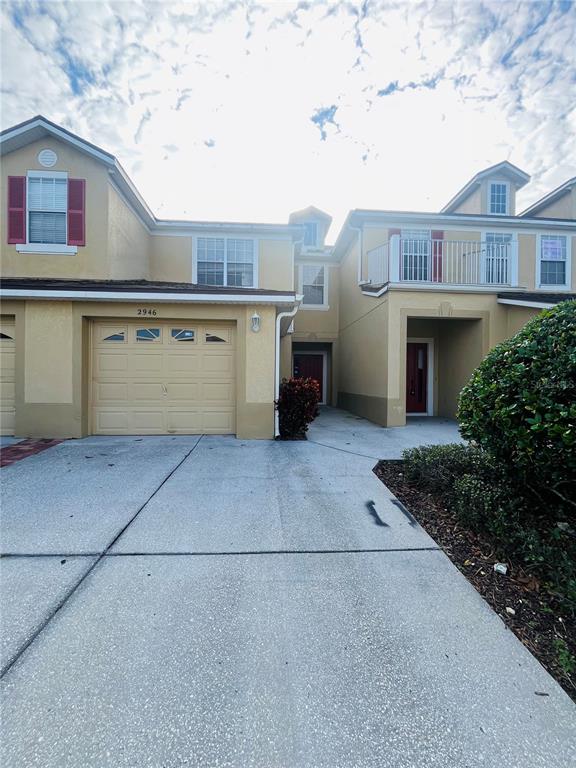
[375,458,576,703]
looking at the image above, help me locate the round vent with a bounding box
[38,149,58,168]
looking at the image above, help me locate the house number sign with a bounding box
[137,308,158,316]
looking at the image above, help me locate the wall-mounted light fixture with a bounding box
[251,312,261,333]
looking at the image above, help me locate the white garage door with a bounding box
[0,318,16,436]
[91,321,236,435]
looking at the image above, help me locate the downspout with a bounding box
[274,298,302,437]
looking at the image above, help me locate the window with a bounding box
[136,328,161,342]
[539,235,568,286]
[171,328,195,342]
[301,265,325,305]
[401,230,430,281]
[303,222,318,247]
[489,182,508,215]
[28,174,67,244]
[206,333,227,343]
[103,332,126,342]
[484,233,512,284]
[196,237,256,287]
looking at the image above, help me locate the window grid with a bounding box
[303,223,318,246]
[540,235,567,286]
[490,183,507,215]
[302,265,325,305]
[196,237,256,287]
[401,230,430,281]
[484,232,511,284]
[28,176,67,245]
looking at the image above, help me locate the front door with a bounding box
[406,343,428,414]
[293,353,324,403]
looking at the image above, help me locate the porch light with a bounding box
[251,312,261,333]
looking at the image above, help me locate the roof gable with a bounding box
[519,177,576,217]
[441,161,530,214]
[289,206,333,225]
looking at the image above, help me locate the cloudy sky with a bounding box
[2,0,575,238]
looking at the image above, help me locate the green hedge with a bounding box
[458,300,576,519]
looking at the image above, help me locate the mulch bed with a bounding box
[375,459,576,703]
[0,438,62,468]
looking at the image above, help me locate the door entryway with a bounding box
[406,342,428,414]
[293,352,326,404]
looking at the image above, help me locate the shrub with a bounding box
[402,443,491,496]
[276,377,320,439]
[458,300,576,520]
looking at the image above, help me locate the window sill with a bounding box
[16,244,77,255]
[300,304,330,311]
[537,284,570,291]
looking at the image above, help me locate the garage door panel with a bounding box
[97,353,129,373]
[0,320,16,436]
[96,382,129,402]
[92,321,236,435]
[164,353,201,374]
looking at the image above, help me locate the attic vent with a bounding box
[38,149,57,168]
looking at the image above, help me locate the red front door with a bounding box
[406,343,428,413]
[293,354,324,402]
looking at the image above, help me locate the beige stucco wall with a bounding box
[451,179,517,215]
[451,185,483,214]
[258,240,294,291]
[10,299,279,439]
[506,305,542,335]
[150,235,193,282]
[292,263,339,341]
[1,137,112,278]
[108,185,150,279]
[531,189,575,220]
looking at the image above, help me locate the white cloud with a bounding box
[1,0,575,236]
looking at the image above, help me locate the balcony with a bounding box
[366,236,518,289]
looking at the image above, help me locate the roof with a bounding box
[0,278,298,305]
[519,176,576,217]
[0,116,302,238]
[497,291,575,309]
[441,161,531,214]
[289,206,333,224]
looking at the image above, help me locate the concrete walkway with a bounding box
[1,410,574,767]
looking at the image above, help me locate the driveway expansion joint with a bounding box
[0,437,204,680]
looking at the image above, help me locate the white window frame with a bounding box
[536,233,571,289]
[192,235,259,288]
[400,228,431,282]
[487,180,510,216]
[301,219,325,249]
[298,263,329,310]
[16,170,77,255]
[481,230,518,286]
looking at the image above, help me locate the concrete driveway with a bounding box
[1,409,574,767]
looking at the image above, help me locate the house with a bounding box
[1,116,574,439]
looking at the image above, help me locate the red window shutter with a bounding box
[431,230,444,282]
[67,179,85,246]
[7,176,26,244]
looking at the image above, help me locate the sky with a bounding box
[1,0,575,239]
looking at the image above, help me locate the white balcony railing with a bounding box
[366,237,518,288]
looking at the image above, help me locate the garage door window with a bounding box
[102,330,126,342]
[136,328,161,342]
[171,328,196,342]
[205,331,230,343]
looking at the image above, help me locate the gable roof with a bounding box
[0,115,301,238]
[441,161,530,214]
[519,176,576,217]
[289,206,333,225]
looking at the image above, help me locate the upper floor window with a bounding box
[401,229,431,281]
[196,236,256,287]
[303,222,318,247]
[539,235,568,287]
[7,172,85,251]
[301,264,326,306]
[489,182,508,215]
[28,174,67,244]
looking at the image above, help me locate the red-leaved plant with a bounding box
[276,377,320,439]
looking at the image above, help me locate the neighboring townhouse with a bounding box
[0,117,574,439]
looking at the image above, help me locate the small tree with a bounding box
[458,300,576,518]
[276,378,320,439]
